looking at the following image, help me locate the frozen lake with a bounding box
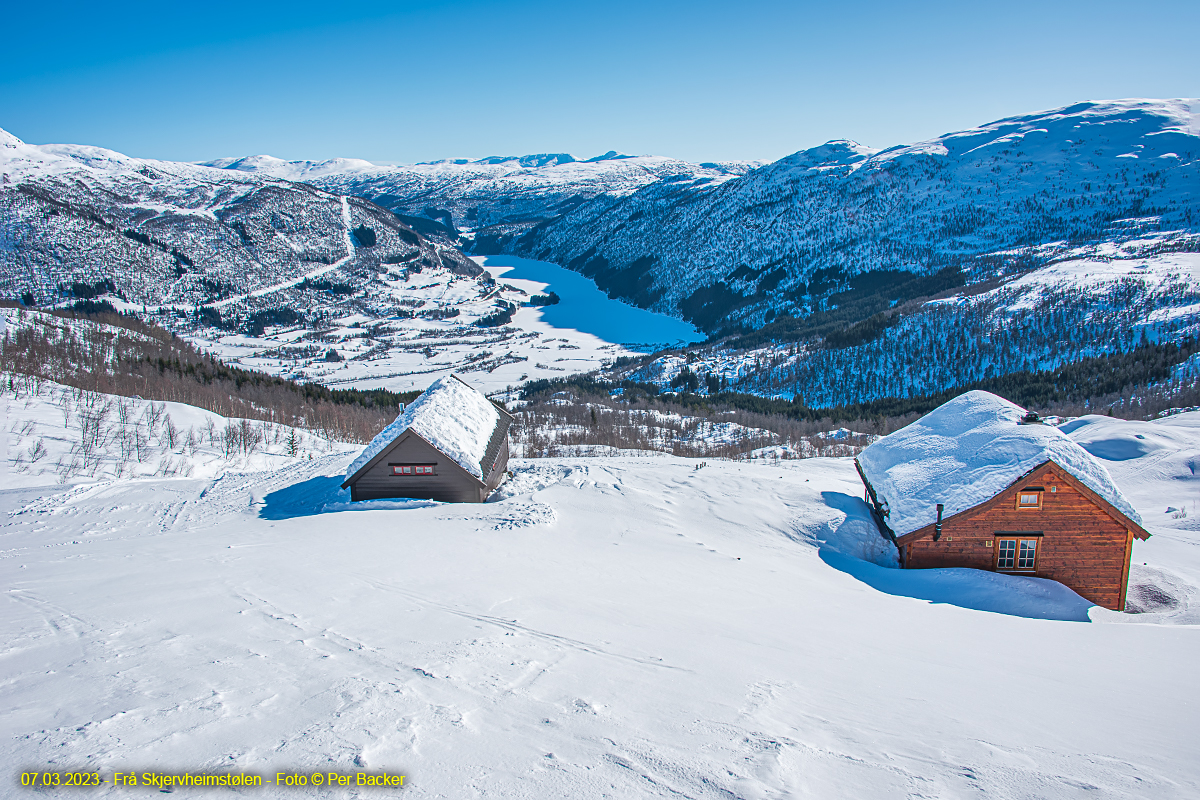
[477,255,705,350]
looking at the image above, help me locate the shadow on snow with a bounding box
[817,492,1095,622]
[259,475,438,520]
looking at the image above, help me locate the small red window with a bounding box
[392,465,434,476]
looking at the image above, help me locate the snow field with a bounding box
[194,255,700,396]
[1062,412,1200,623]
[3,391,1200,796]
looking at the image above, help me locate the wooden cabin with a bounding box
[342,374,513,503]
[855,391,1149,611]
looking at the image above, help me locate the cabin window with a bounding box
[995,537,1039,571]
[391,464,435,476]
[1016,488,1043,509]
[1018,540,1038,569]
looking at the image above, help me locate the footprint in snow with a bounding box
[484,501,556,530]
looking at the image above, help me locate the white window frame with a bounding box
[994,534,1041,572]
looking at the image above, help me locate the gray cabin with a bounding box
[342,375,513,503]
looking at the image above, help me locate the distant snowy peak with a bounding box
[250,150,761,235]
[0,136,142,180]
[980,98,1200,138]
[199,154,380,180]
[201,154,289,171]
[871,98,1199,165]
[241,150,754,180]
[453,153,578,168]
[415,151,666,168]
[584,150,634,163]
[774,139,878,172]
[0,133,244,185]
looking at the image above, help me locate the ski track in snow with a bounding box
[208,197,356,310]
[2,400,1200,796]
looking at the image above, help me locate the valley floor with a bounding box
[191,255,703,395]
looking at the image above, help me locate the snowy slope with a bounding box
[0,127,479,319]
[1061,411,1200,621]
[511,99,1200,329]
[1,377,349,489]
[621,250,1200,406]
[3,394,1200,796]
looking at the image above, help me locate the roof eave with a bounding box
[854,457,896,543]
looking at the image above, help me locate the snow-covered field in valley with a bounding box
[3,385,1200,798]
[194,256,703,395]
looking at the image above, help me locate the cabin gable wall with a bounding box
[903,463,1135,610]
[349,432,485,503]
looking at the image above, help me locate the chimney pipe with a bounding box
[934,503,944,541]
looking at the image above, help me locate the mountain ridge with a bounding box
[0,127,481,324]
[185,98,1198,334]
[3,98,1198,410]
[499,98,1199,330]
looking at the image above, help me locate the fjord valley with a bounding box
[4,97,1200,800]
[4,98,1197,421]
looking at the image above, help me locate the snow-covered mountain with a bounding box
[4,99,1199,410]
[621,251,1200,408]
[203,150,757,249]
[204,99,1199,343]
[504,99,1200,330]
[0,129,479,322]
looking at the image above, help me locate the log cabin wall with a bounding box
[350,432,486,503]
[902,462,1135,610]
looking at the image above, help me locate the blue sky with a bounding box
[2,0,1196,164]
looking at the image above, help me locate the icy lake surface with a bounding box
[478,255,705,349]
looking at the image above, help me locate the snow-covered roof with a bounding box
[345,375,503,483]
[856,391,1142,538]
